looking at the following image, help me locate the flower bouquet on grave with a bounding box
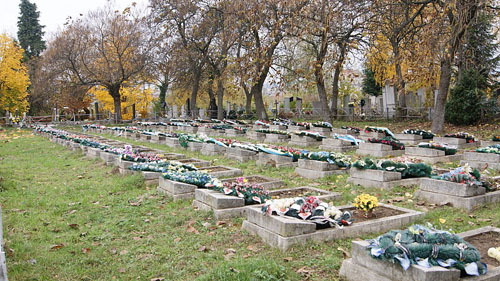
[312,121,333,128]
[291,121,311,129]
[294,131,325,141]
[196,119,212,123]
[302,151,351,168]
[431,165,487,187]
[341,126,361,133]
[178,134,204,148]
[331,133,364,145]
[367,224,487,276]
[269,145,303,161]
[262,196,352,228]
[364,126,395,138]
[444,132,476,143]
[129,161,197,173]
[256,129,290,136]
[353,157,432,178]
[233,126,247,133]
[211,177,270,205]
[475,144,500,154]
[210,119,222,123]
[222,119,238,126]
[162,169,221,188]
[403,129,434,139]
[488,247,500,263]
[271,119,288,126]
[229,142,260,152]
[368,137,405,150]
[255,120,270,127]
[353,193,378,218]
[418,142,457,155]
[214,138,234,146]
[492,135,500,141]
[212,124,233,130]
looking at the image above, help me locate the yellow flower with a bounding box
[439,218,446,224]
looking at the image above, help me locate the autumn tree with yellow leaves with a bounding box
[90,84,153,120]
[0,34,30,114]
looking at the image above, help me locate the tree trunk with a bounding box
[331,66,341,118]
[242,82,252,117]
[216,78,224,120]
[207,78,217,119]
[393,45,406,117]
[108,84,122,122]
[251,80,267,120]
[432,58,452,133]
[190,66,202,119]
[314,67,332,122]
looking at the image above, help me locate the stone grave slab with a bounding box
[359,131,385,140]
[246,131,266,142]
[99,151,119,166]
[320,138,356,152]
[331,128,360,137]
[347,168,421,189]
[295,159,348,179]
[225,129,244,137]
[356,142,404,158]
[481,140,499,147]
[394,133,424,145]
[256,153,297,168]
[287,125,306,133]
[86,147,101,159]
[415,178,500,212]
[184,127,198,134]
[433,137,478,149]
[264,133,290,144]
[198,166,243,178]
[201,143,227,156]
[117,159,136,175]
[188,142,204,152]
[242,203,424,251]
[150,135,166,144]
[310,127,331,134]
[164,137,181,148]
[175,158,211,168]
[226,147,258,162]
[157,177,197,200]
[288,134,322,147]
[269,125,287,131]
[141,171,162,186]
[340,226,500,281]
[222,175,285,190]
[460,152,500,170]
[405,147,463,164]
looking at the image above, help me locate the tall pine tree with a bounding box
[17,0,46,60]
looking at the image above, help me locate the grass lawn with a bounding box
[0,128,499,280]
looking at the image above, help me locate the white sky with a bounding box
[0,0,148,40]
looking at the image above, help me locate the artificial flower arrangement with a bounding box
[364,126,395,138]
[431,165,487,187]
[258,144,303,161]
[368,137,405,150]
[162,169,221,188]
[255,120,270,127]
[341,126,361,133]
[170,118,193,123]
[367,224,487,276]
[475,144,500,155]
[331,133,364,145]
[444,132,476,143]
[129,161,197,173]
[196,119,212,123]
[418,142,457,155]
[294,131,326,141]
[178,134,205,148]
[492,135,500,141]
[292,121,311,129]
[255,129,291,136]
[233,126,247,133]
[312,121,333,128]
[271,119,289,126]
[214,138,235,146]
[229,142,260,153]
[403,129,434,139]
[120,145,163,162]
[262,196,352,228]
[211,124,233,130]
[168,121,191,127]
[353,193,378,217]
[488,247,500,263]
[353,157,432,179]
[301,151,351,168]
[210,177,270,205]
[222,119,238,126]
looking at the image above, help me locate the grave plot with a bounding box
[117,158,136,175]
[139,133,152,142]
[160,153,185,160]
[415,178,500,212]
[347,168,421,189]
[164,137,181,148]
[269,125,287,131]
[242,203,423,251]
[288,134,322,147]
[187,141,204,152]
[201,143,227,156]
[193,186,340,220]
[481,140,500,147]
[150,134,165,144]
[393,133,423,145]
[359,130,385,141]
[225,147,258,162]
[256,153,297,168]
[184,126,198,134]
[339,226,500,281]
[99,151,119,166]
[356,142,404,158]
[433,136,478,149]
[157,177,198,200]
[225,129,245,137]
[140,171,162,186]
[175,158,211,168]
[331,128,360,137]
[310,126,331,135]
[197,127,222,136]
[287,125,306,133]
[263,133,290,144]
[405,146,462,164]
[86,147,101,160]
[295,159,348,179]
[246,131,266,142]
[461,151,500,170]
[320,138,356,152]
[222,175,285,190]
[198,166,243,178]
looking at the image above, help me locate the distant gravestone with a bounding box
[383,82,396,117]
[180,105,186,118]
[312,101,323,115]
[173,105,178,118]
[226,101,231,114]
[295,98,302,114]
[284,98,290,113]
[343,95,350,116]
[199,109,206,119]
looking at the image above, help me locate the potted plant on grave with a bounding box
[353,193,379,218]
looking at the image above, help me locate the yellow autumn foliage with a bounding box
[89,84,153,120]
[0,34,30,113]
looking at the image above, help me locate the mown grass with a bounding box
[0,128,499,280]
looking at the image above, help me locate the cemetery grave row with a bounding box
[33,125,500,280]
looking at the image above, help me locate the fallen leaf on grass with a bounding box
[198,246,208,252]
[283,257,293,262]
[216,221,227,227]
[81,248,91,254]
[455,218,463,222]
[118,268,126,273]
[174,238,181,242]
[68,223,79,229]
[119,250,128,255]
[133,237,142,241]
[186,225,199,234]
[246,245,259,252]
[50,244,64,251]
[337,247,351,259]
[296,266,314,275]
[477,218,492,222]
[68,210,77,214]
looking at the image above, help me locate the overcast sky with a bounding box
[0,0,147,40]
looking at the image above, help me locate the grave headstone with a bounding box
[173,105,178,118]
[312,101,323,115]
[295,98,302,115]
[284,98,290,113]
[199,109,206,119]
[180,105,186,118]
